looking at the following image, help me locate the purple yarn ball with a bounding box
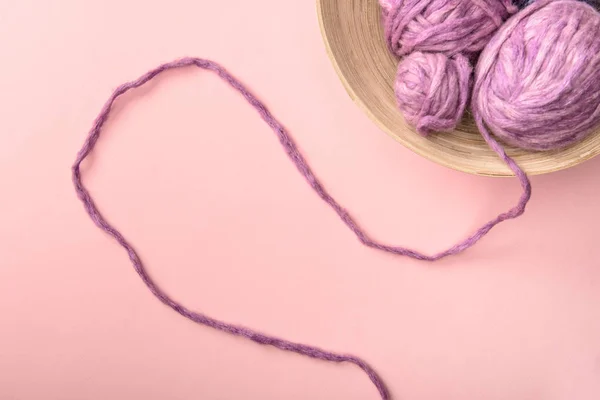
[380,0,517,135]
[473,0,600,151]
[383,0,517,57]
[395,52,472,135]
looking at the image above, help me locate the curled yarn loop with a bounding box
[73,57,531,399]
[473,0,600,150]
[395,52,472,135]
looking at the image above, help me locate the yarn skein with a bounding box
[381,0,516,135]
[395,51,472,135]
[473,0,600,151]
[383,0,517,57]
[73,57,532,400]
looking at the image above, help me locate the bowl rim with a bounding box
[315,0,600,177]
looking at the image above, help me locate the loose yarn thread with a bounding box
[73,57,532,399]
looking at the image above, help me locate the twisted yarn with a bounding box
[473,0,600,150]
[73,58,390,400]
[395,52,472,135]
[73,56,534,400]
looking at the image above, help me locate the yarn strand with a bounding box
[73,57,531,399]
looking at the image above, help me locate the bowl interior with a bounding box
[317,0,600,176]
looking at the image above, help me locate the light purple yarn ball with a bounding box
[395,52,472,136]
[473,0,600,151]
[383,0,517,57]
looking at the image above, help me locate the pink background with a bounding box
[1,1,600,399]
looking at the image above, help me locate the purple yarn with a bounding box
[473,0,600,150]
[381,0,516,135]
[384,0,517,57]
[395,52,472,135]
[73,57,531,398]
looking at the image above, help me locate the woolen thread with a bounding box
[73,55,539,400]
[395,51,472,135]
[473,0,600,150]
[381,0,516,135]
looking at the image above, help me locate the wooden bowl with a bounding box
[316,0,600,176]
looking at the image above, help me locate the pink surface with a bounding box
[0,1,599,399]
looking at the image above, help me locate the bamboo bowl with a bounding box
[316,0,600,176]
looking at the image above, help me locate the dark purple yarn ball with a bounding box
[514,0,533,7]
[516,0,600,9]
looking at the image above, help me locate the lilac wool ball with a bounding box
[395,52,472,135]
[472,0,600,151]
[383,0,517,57]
